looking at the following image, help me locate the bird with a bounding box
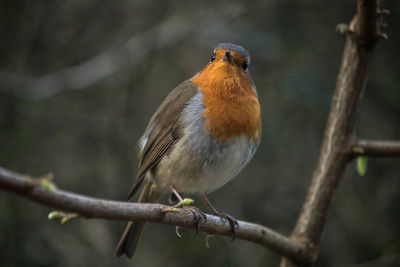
[115,43,261,259]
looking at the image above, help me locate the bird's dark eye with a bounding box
[242,61,248,70]
[210,53,216,62]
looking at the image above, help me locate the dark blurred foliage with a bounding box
[0,1,399,266]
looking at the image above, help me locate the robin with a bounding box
[116,43,261,259]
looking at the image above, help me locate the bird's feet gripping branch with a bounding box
[199,193,239,237]
[167,187,207,236]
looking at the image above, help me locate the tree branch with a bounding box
[0,166,314,263]
[281,1,388,266]
[352,139,400,157]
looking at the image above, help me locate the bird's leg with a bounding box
[171,187,184,203]
[198,193,239,240]
[169,189,184,205]
[170,186,206,236]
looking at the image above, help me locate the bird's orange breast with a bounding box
[192,62,261,143]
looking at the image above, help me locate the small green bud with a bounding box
[48,211,60,220]
[171,207,180,213]
[357,156,368,176]
[41,179,57,192]
[181,198,194,206]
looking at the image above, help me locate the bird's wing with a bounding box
[127,79,199,200]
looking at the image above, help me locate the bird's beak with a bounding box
[223,50,233,64]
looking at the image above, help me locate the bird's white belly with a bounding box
[156,135,257,194]
[152,90,258,194]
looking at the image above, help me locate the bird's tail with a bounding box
[115,180,158,259]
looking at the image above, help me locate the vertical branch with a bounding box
[281,0,387,266]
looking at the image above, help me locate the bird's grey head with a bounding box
[214,43,250,64]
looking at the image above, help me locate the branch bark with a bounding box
[0,166,313,263]
[352,139,400,157]
[281,1,387,266]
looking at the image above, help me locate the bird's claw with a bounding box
[175,226,182,238]
[205,233,214,248]
[215,212,239,241]
[182,206,207,236]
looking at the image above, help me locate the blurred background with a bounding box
[0,1,399,266]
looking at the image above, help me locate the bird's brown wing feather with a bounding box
[126,79,199,200]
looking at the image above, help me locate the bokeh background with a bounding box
[1,1,399,266]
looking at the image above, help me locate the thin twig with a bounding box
[352,139,400,157]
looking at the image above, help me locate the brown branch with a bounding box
[352,139,400,157]
[0,166,314,263]
[281,1,388,266]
